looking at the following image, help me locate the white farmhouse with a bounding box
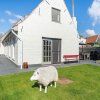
[1,0,79,68]
[0,38,4,55]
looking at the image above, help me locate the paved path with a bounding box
[0,55,41,76]
[0,55,99,76]
[0,55,21,75]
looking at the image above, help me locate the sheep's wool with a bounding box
[37,66,58,86]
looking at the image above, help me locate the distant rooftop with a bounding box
[86,35,99,44]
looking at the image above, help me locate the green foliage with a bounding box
[93,42,100,47]
[0,64,100,100]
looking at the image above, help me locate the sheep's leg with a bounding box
[39,85,42,91]
[45,86,47,93]
[54,82,56,88]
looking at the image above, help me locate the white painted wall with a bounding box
[16,0,79,65]
[79,37,86,44]
[0,40,4,55]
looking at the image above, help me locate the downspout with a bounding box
[72,0,74,18]
[11,30,23,69]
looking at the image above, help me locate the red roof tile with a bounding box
[86,35,98,44]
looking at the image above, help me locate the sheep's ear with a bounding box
[37,72,39,75]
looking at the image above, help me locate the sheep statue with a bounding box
[30,66,58,93]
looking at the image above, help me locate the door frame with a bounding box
[42,37,61,64]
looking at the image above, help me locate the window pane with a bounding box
[47,46,48,51]
[52,8,60,23]
[46,57,48,62]
[43,40,45,45]
[47,41,48,45]
[45,51,47,56]
[49,51,51,56]
[49,46,51,51]
[44,46,45,51]
[49,41,51,45]
[49,57,51,61]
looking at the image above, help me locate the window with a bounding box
[52,8,61,23]
[43,39,52,63]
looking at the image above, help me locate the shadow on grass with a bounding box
[31,81,56,90]
[32,81,54,89]
[32,82,39,88]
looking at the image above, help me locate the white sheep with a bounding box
[30,66,58,93]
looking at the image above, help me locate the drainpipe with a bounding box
[72,0,74,18]
[11,30,23,69]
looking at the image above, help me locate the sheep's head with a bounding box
[30,70,40,81]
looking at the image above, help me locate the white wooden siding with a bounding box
[16,0,79,65]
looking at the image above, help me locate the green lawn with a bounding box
[0,64,100,100]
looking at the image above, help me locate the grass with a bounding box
[0,64,100,100]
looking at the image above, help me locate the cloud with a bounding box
[9,19,17,24]
[5,10,23,25]
[0,19,5,24]
[14,14,23,19]
[88,0,100,26]
[86,29,97,36]
[5,10,12,15]
[5,10,23,19]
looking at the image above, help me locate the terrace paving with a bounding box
[0,55,99,76]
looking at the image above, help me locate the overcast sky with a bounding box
[0,0,100,37]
